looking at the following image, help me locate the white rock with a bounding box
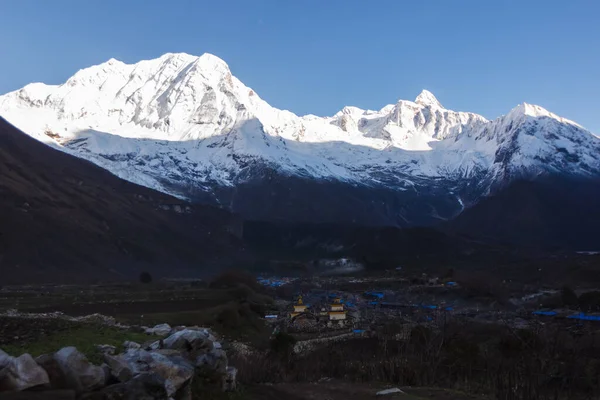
[119,349,194,397]
[0,353,50,391]
[54,347,106,392]
[376,387,405,396]
[145,323,172,336]
[123,340,141,350]
[103,354,133,383]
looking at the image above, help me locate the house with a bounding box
[328,298,347,321]
[290,296,308,318]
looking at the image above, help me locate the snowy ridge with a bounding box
[1,52,599,210]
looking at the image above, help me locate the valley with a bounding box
[2,263,600,399]
[0,45,599,400]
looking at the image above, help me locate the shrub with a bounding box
[209,270,261,292]
[579,291,600,311]
[270,332,297,357]
[561,285,578,306]
[139,271,153,284]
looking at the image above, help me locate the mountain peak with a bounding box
[415,90,443,108]
[505,103,583,129]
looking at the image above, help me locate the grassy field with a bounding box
[1,321,154,364]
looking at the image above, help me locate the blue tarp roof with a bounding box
[353,329,366,333]
[446,282,457,286]
[567,313,600,321]
[364,291,384,299]
[533,310,557,316]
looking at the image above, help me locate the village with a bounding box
[257,272,600,346]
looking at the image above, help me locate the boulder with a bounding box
[102,354,133,383]
[143,341,162,351]
[146,353,193,397]
[0,389,76,399]
[122,341,141,351]
[222,366,237,392]
[54,347,106,392]
[82,373,167,400]
[35,354,68,390]
[95,345,116,356]
[119,349,194,397]
[0,353,50,391]
[376,388,405,396]
[0,350,11,369]
[119,350,153,375]
[162,329,213,361]
[195,348,227,373]
[144,324,171,336]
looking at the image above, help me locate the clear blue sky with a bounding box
[2,0,599,132]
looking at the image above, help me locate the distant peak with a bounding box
[508,102,554,119]
[506,102,584,129]
[415,90,443,109]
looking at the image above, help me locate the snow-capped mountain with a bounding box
[1,53,599,226]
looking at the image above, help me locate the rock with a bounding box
[0,350,11,369]
[162,329,213,361]
[183,327,217,342]
[54,347,106,392]
[376,387,405,396]
[152,350,181,357]
[166,326,187,337]
[175,381,192,400]
[76,314,117,326]
[144,341,162,351]
[196,348,227,373]
[103,354,133,383]
[35,354,68,390]
[119,350,153,375]
[0,353,50,391]
[122,341,141,351]
[95,345,116,356]
[119,349,193,397]
[144,324,171,336]
[222,366,237,392]
[146,353,193,397]
[0,389,76,399]
[83,373,167,400]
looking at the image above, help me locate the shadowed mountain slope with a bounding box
[0,118,247,284]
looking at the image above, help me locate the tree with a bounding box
[139,271,153,284]
[270,332,297,359]
[561,285,578,307]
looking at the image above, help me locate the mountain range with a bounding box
[1,52,599,245]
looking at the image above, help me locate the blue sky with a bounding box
[2,0,599,132]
